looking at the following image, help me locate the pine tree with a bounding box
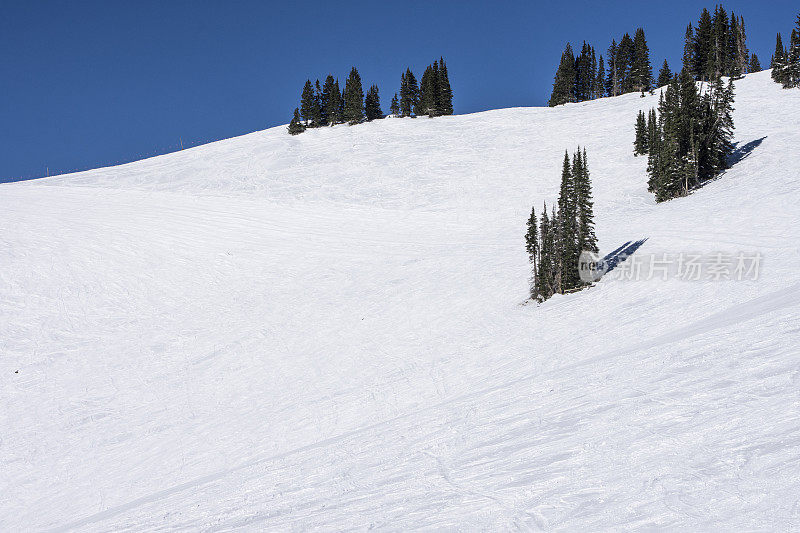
[657,59,672,87]
[342,67,364,124]
[618,33,635,93]
[694,8,714,81]
[537,204,554,300]
[749,53,761,72]
[683,24,695,75]
[631,28,653,93]
[557,150,579,292]
[771,33,788,84]
[417,63,439,116]
[320,75,336,126]
[311,79,322,127]
[525,206,539,299]
[364,84,383,121]
[634,110,648,155]
[288,108,305,135]
[300,80,316,126]
[575,148,598,257]
[606,39,620,96]
[786,21,800,88]
[399,68,418,116]
[438,57,454,114]
[596,55,606,98]
[390,93,399,115]
[728,14,748,77]
[711,5,730,79]
[550,43,577,106]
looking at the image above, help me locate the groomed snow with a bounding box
[2,70,800,530]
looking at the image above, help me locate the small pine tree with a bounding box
[550,43,577,106]
[438,57,454,115]
[288,108,305,135]
[300,80,316,126]
[771,33,787,84]
[749,53,761,72]
[525,206,539,299]
[596,55,606,98]
[657,59,672,87]
[342,67,364,124]
[399,68,419,116]
[390,93,399,116]
[364,84,383,121]
[786,22,800,88]
[634,110,648,156]
[631,28,653,92]
[575,147,598,257]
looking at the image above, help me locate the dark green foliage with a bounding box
[786,18,800,88]
[390,93,399,116]
[596,55,606,98]
[300,80,316,126]
[749,53,761,73]
[686,7,749,80]
[343,67,364,124]
[364,85,382,121]
[525,206,539,299]
[631,28,653,92]
[399,68,418,117]
[527,149,598,302]
[640,68,736,202]
[657,60,672,87]
[311,80,322,126]
[549,43,576,106]
[288,108,305,135]
[634,110,648,156]
[772,33,788,84]
[437,58,454,115]
[417,62,440,116]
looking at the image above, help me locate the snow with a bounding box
[2,70,800,530]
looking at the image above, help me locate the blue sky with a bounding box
[1,0,797,182]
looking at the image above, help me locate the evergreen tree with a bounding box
[771,33,788,84]
[311,79,322,126]
[728,14,748,77]
[694,8,714,81]
[618,33,635,93]
[631,28,653,92]
[657,59,672,87]
[606,39,620,96]
[575,148,598,257]
[786,19,800,88]
[438,57,454,114]
[417,63,439,116]
[596,55,606,98]
[300,80,316,126]
[550,43,577,106]
[288,108,305,135]
[390,93,399,116]
[711,5,730,79]
[320,75,336,126]
[683,24,695,75]
[537,204,555,300]
[525,206,539,299]
[634,110,648,155]
[364,84,383,121]
[749,53,762,72]
[557,150,579,292]
[399,68,419,116]
[342,67,364,124]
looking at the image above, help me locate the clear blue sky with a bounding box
[1,0,797,182]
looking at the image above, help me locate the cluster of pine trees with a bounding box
[682,6,752,80]
[392,58,453,117]
[770,13,800,89]
[634,69,735,202]
[525,148,598,301]
[549,28,655,106]
[289,67,381,134]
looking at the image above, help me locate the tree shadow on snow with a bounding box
[728,136,767,167]
[600,238,649,275]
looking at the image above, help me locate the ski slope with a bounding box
[2,70,800,530]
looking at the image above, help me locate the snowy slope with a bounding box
[2,70,800,531]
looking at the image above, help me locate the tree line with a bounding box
[634,70,735,202]
[289,59,453,135]
[525,148,598,301]
[549,28,655,106]
[681,6,753,81]
[770,13,800,89]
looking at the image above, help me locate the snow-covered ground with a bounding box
[2,70,800,531]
